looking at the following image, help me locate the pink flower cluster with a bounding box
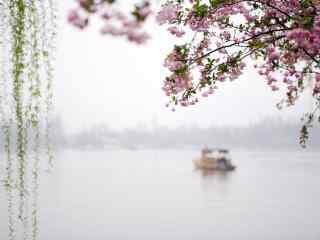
[68,9,88,29]
[314,74,320,96]
[156,3,180,25]
[68,0,152,44]
[157,0,320,110]
[162,45,198,109]
[167,26,185,37]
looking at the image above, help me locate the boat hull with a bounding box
[193,158,236,171]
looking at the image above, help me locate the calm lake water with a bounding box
[1,149,320,240]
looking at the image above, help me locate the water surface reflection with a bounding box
[0,149,319,240]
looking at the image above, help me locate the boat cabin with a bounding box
[194,147,235,171]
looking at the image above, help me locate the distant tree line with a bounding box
[1,117,319,151]
[56,118,320,150]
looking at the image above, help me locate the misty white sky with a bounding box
[55,2,314,133]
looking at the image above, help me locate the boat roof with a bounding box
[202,148,229,153]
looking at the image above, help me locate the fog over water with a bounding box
[1,149,320,240]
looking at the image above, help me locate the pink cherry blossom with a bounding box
[156,4,180,25]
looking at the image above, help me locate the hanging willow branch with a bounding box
[0,1,57,240]
[0,2,15,238]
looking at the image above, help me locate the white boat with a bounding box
[193,147,236,171]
